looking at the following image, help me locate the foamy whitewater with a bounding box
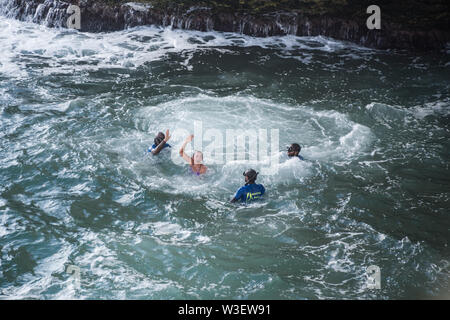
[0,17,449,299]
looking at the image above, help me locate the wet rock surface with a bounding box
[1,0,448,51]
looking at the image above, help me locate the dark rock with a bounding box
[0,0,448,51]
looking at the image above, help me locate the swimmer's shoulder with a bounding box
[199,165,208,174]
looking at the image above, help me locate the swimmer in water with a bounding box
[148,129,171,155]
[287,143,304,160]
[179,134,207,175]
[231,169,265,203]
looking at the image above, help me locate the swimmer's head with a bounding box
[287,143,301,157]
[154,132,165,146]
[243,169,258,184]
[192,151,203,164]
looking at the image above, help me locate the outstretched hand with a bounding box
[180,134,193,161]
[185,134,194,143]
[164,129,171,142]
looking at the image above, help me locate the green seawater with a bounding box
[0,18,449,299]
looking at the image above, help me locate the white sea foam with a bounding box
[365,101,450,127]
[1,16,447,300]
[0,17,374,78]
[129,94,373,196]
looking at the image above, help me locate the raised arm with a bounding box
[151,129,171,155]
[179,134,194,163]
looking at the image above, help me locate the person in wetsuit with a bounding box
[179,134,207,175]
[149,129,171,155]
[231,169,265,203]
[287,143,304,160]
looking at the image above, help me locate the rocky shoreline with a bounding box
[0,0,449,51]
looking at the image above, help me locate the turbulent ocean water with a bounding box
[0,17,449,299]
